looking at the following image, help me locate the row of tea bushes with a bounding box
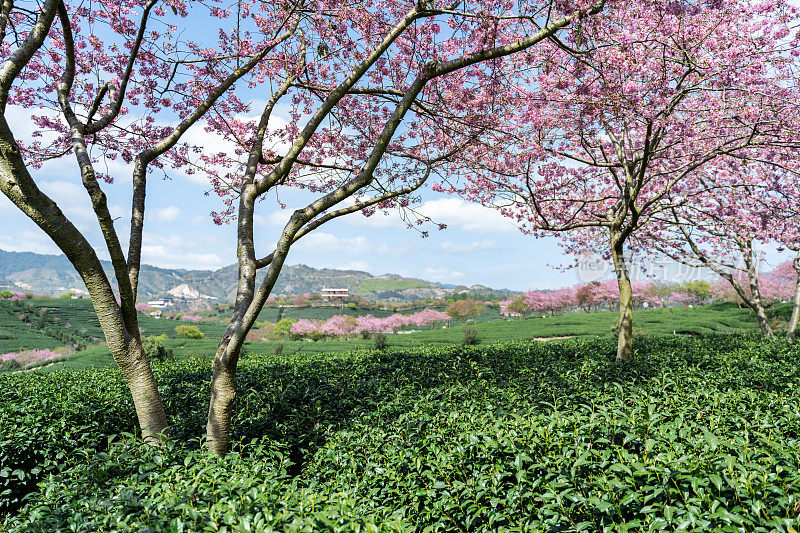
[3,334,800,530]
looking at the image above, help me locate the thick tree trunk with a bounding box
[206,356,237,454]
[787,251,800,342]
[205,188,297,454]
[114,338,169,442]
[0,115,167,442]
[610,235,634,361]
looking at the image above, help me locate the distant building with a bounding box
[147,299,173,309]
[321,288,349,301]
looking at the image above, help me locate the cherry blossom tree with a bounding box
[191,1,607,453]
[764,260,800,340]
[440,0,799,359]
[0,0,305,442]
[758,174,800,340]
[646,181,787,337]
[289,308,450,338]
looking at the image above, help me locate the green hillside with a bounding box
[353,277,429,295]
[31,302,770,372]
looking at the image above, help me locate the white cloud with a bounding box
[377,242,419,255]
[337,261,370,271]
[141,233,225,270]
[109,203,127,220]
[0,194,17,217]
[0,229,62,255]
[419,199,517,234]
[424,267,465,280]
[38,180,94,220]
[295,232,369,253]
[5,105,63,144]
[154,205,180,223]
[441,240,499,254]
[264,209,292,227]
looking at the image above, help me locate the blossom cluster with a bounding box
[1,349,63,368]
[290,308,450,339]
[500,281,666,316]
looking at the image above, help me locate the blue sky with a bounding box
[1,103,792,292]
[0,103,585,291]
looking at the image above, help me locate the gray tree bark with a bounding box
[610,233,634,361]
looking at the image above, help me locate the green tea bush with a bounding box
[174,325,204,339]
[4,334,800,531]
[142,335,173,361]
[0,369,137,516]
[372,332,388,350]
[462,325,479,345]
[0,359,19,372]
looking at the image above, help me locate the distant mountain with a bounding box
[0,248,515,303]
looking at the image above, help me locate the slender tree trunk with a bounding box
[787,251,800,342]
[743,249,774,338]
[206,255,287,454]
[205,190,298,454]
[610,233,633,361]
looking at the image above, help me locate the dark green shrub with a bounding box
[372,332,388,350]
[5,335,800,531]
[142,334,173,361]
[462,325,479,345]
[0,359,20,372]
[360,329,371,340]
[273,343,284,356]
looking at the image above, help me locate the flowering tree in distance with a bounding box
[194,1,607,454]
[446,299,484,323]
[443,0,799,359]
[758,172,800,341]
[290,308,450,338]
[648,201,777,337]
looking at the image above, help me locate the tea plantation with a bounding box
[2,334,800,531]
[23,302,778,372]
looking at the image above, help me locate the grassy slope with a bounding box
[0,302,62,353]
[39,303,767,371]
[353,277,428,295]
